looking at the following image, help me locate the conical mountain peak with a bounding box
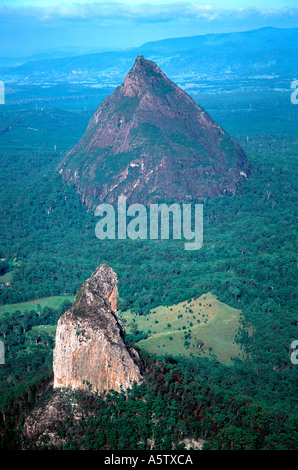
[133,55,151,68]
[57,56,251,208]
[131,55,163,76]
[121,55,171,98]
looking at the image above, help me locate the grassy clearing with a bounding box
[0,292,242,364]
[121,292,243,365]
[0,271,14,283]
[30,325,57,337]
[0,259,21,284]
[0,295,74,316]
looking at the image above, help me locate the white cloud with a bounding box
[1,2,295,24]
[1,2,298,55]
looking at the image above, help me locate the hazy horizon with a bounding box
[1,0,298,57]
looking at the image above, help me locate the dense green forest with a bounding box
[0,94,297,449]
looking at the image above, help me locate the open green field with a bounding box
[0,294,74,316]
[121,293,243,365]
[0,271,14,283]
[30,324,57,337]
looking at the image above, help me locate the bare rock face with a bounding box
[53,264,141,394]
[22,387,101,449]
[57,55,251,209]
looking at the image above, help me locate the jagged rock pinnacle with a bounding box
[53,264,141,394]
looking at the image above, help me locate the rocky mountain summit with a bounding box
[53,264,141,394]
[22,265,141,448]
[57,55,251,209]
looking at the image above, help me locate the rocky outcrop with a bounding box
[57,55,251,209]
[53,264,141,394]
[22,387,101,449]
[22,265,141,449]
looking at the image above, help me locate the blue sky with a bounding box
[3,0,298,7]
[1,1,298,56]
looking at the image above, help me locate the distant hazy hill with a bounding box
[3,27,298,80]
[140,27,298,53]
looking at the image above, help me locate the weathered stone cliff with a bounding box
[57,55,251,209]
[53,264,141,394]
[22,264,141,449]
